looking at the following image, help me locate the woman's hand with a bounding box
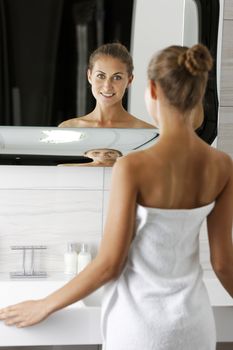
[0,299,49,328]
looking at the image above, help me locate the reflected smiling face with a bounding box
[87,56,133,107]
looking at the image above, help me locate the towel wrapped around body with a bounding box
[101,202,216,350]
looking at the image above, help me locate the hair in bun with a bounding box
[147,44,213,112]
[178,44,213,76]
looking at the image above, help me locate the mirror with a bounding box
[0,0,220,164]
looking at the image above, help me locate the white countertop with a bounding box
[0,273,232,346]
[0,275,102,346]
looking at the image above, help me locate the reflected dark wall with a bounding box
[195,0,219,144]
[0,0,64,126]
[0,0,134,126]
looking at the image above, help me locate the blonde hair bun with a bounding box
[178,44,213,76]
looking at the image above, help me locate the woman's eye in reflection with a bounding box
[96,73,105,79]
[113,75,122,81]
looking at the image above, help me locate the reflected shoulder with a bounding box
[138,120,155,128]
[58,117,81,127]
[58,115,92,127]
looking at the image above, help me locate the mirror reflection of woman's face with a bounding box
[86,149,121,164]
[87,56,133,107]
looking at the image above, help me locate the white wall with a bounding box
[0,167,104,275]
[129,0,224,135]
[128,0,186,122]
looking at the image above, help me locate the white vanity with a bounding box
[0,274,232,347]
[0,276,102,346]
[0,165,106,347]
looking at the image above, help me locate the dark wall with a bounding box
[0,0,134,126]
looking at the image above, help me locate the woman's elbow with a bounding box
[211,257,233,277]
[96,257,123,282]
[104,262,123,280]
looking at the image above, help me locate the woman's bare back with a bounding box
[127,134,231,210]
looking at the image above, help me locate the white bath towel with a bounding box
[101,202,216,350]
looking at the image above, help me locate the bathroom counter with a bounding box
[0,274,232,346]
[0,275,102,346]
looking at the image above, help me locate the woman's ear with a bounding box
[192,102,204,130]
[149,80,157,100]
[87,69,92,84]
[127,75,134,88]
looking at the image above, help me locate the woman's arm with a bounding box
[46,157,137,311]
[207,156,233,297]
[0,157,138,327]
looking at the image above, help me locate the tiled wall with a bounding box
[0,165,214,275]
[0,167,104,275]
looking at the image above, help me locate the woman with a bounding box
[59,42,154,129]
[0,44,232,350]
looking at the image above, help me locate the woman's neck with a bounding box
[157,102,196,138]
[91,103,128,126]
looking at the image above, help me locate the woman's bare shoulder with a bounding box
[112,149,160,191]
[114,150,151,174]
[220,152,233,178]
[206,146,233,192]
[58,114,93,127]
[113,152,139,172]
[209,146,232,170]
